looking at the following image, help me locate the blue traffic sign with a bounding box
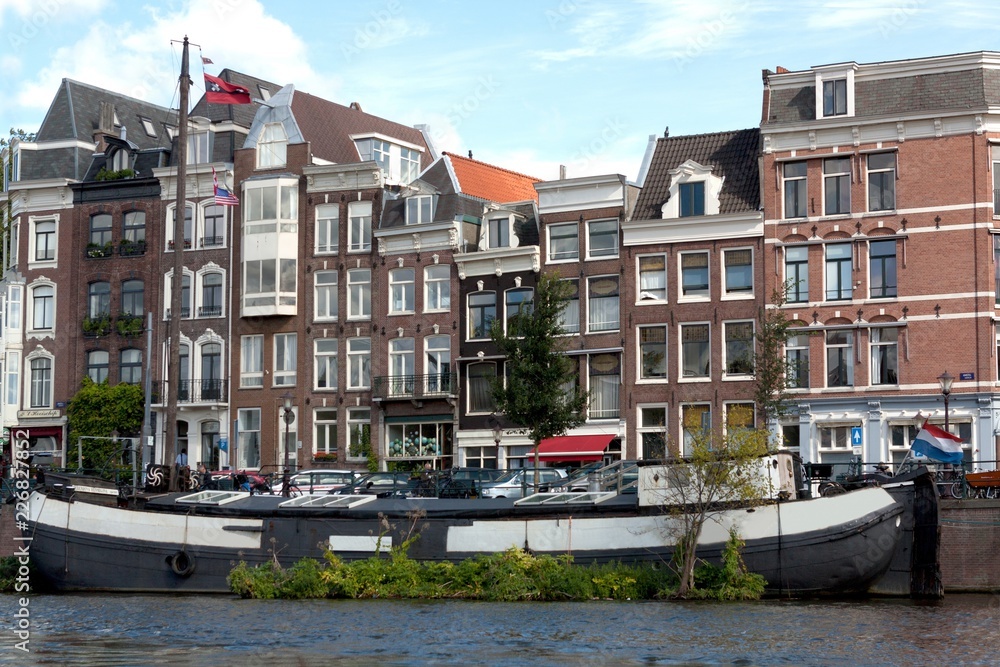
[851,427,863,446]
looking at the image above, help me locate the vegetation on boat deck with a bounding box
[227,530,765,602]
[66,378,144,472]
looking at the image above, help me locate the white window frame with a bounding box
[314,270,338,321]
[347,408,371,462]
[487,216,510,250]
[347,337,371,390]
[723,320,755,379]
[257,122,288,169]
[870,326,898,386]
[348,200,372,252]
[785,246,809,304]
[238,408,262,469]
[467,362,497,415]
[389,267,415,314]
[782,161,808,220]
[315,338,338,391]
[547,222,579,262]
[867,153,897,212]
[678,250,710,301]
[388,337,415,396]
[586,275,619,333]
[587,353,621,421]
[314,408,338,457]
[823,156,851,216]
[724,401,756,435]
[722,247,754,299]
[637,324,668,383]
[29,282,55,333]
[405,195,433,225]
[27,352,53,409]
[825,329,854,388]
[556,279,580,335]
[347,268,371,320]
[240,335,263,388]
[681,403,712,456]
[637,404,668,460]
[273,332,297,387]
[424,264,450,313]
[786,333,810,390]
[679,322,711,381]
[30,216,57,265]
[316,203,339,254]
[585,219,619,259]
[637,254,667,303]
[467,291,496,340]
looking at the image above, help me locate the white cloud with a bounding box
[0,0,108,30]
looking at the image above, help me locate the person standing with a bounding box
[176,448,188,467]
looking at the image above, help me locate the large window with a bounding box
[467,362,496,413]
[825,243,852,301]
[90,213,112,248]
[818,425,853,464]
[273,332,297,387]
[870,327,898,386]
[316,204,339,254]
[557,279,580,334]
[30,357,52,408]
[785,246,809,303]
[548,223,578,261]
[314,409,337,457]
[724,321,754,376]
[315,271,338,321]
[347,408,370,462]
[587,276,619,332]
[638,325,667,380]
[783,161,807,219]
[388,338,415,396]
[122,280,144,317]
[468,292,496,340]
[723,248,753,296]
[680,252,709,298]
[638,255,666,302]
[637,405,667,459]
[488,216,509,249]
[679,181,705,217]
[826,329,853,387]
[201,342,223,400]
[681,323,710,379]
[120,348,142,384]
[868,153,896,211]
[586,219,618,258]
[348,201,372,252]
[202,205,224,248]
[505,288,533,333]
[238,408,261,470]
[34,219,55,261]
[347,338,371,389]
[32,285,53,330]
[823,79,847,117]
[257,122,287,168]
[240,335,263,388]
[424,265,450,312]
[86,350,109,384]
[869,239,897,299]
[786,333,810,389]
[425,335,450,394]
[389,268,415,314]
[824,157,851,215]
[88,281,111,319]
[315,339,338,390]
[405,195,433,225]
[347,269,371,319]
[244,184,297,228]
[588,353,620,420]
[123,211,146,245]
[400,147,421,184]
[200,273,223,317]
[681,404,711,456]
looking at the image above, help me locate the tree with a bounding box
[66,378,144,473]
[491,272,588,487]
[661,405,772,597]
[752,283,797,427]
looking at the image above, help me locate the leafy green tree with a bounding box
[660,405,772,597]
[66,378,144,472]
[491,272,588,486]
[752,284,797,427]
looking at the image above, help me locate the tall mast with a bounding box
[166,36,190,490]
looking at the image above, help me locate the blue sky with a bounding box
[2,0,999,182]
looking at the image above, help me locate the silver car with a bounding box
[479,468,568,499]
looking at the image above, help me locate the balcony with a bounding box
[85,243,114,259]
[116,314,144,337]
[372,370,456,401]
[198,305,222,318]
[152,379,228,404]
[165,307,191,319]
[200,236,224,248]
[82,315,111,338]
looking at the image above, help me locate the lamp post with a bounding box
[490,414,503,469]
[281,392,294,497]
[938,370,954,432]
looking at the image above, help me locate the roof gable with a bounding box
[444,152,541,204]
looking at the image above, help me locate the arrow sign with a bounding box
[851,427,863,447]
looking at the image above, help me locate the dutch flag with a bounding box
[910,422,964,464]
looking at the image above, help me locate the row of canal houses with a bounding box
[4,51,1000,475]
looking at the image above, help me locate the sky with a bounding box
[1,0,999,183]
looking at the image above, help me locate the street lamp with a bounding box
[281,391,294,497]
[490,414,503,467]
[938,371,954,432]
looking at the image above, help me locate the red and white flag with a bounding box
[204,73,251,105]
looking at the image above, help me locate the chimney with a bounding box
[119,125,127,141]
[559,164,567,180]
[349,102,363,111]
[468,150,473,159]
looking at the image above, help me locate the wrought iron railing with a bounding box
[152,379,228,404]
[372,370,456,400]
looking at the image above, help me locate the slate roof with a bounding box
[289,92,434,169]
[25,79,176,181]
[631,129,760,222]
[189,69,279,128]
[443,152,541,204]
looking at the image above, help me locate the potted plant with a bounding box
[313,452,338,463]
[116,313,143,337]
[82,314,111,336]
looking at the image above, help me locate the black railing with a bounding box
[198,305,222,317]
[200,236,224,248]
[119,241,146,257]
[85,243,114,259]
[372,370,455,400]
[165,307,191,319]
[152,379,228,404]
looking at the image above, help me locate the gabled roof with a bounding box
[443,152,541,204]
[288,91,434,169]
[631,129,760,221]
[190,69,280,128]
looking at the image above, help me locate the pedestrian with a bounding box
[176,448,188,468]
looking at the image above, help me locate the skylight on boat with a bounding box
[278,494,378,508]
[514,492,618,506]
[177,491,249,505]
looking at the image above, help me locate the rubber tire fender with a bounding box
[169,550,196,577]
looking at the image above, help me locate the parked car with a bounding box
[272,469,358,495]
[479,468,568,499]
[334,471,419,497]
[207,470,270,493]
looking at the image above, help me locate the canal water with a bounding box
[2,593,998,666]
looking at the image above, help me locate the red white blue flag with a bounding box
[910,422,964,464]
[204,73,251,105]
[213,168,239,206]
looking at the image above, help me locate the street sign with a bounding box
[851,427,863,454]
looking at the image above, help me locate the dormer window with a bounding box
[405,195,433,225]
[679,182,705,217]
[488,217,509,249]
[257,123,287,169]
[353,135,424,184]
[140,117,157,138]
[814,64,857,119]
[258,85,271,101]
[110,148,130,172]
[823,79,847,117]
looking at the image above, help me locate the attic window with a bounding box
[140,117,157,138]
[679,182,705,217]
[406,195,433,225]
[110,148,129,171]
[488,217,509,249]
[258,86,271,101]
[113,111,121,127]
[814,64,857,119]
[164,124,178,140]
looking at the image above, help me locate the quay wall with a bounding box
[0,504,19,556]
[940,499,1000,593]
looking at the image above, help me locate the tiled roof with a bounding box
[444,152,541,204]
[290,92,433,169]
[632,129,760,221]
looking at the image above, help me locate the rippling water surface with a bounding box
[2,594,999,666]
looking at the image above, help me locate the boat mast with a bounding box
[166,36,190,490]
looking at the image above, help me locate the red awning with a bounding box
[536,434,616,462]
[12,426,63,439]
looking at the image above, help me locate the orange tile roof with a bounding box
[444,152,541,203]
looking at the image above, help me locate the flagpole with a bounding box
[166,35,190,491]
